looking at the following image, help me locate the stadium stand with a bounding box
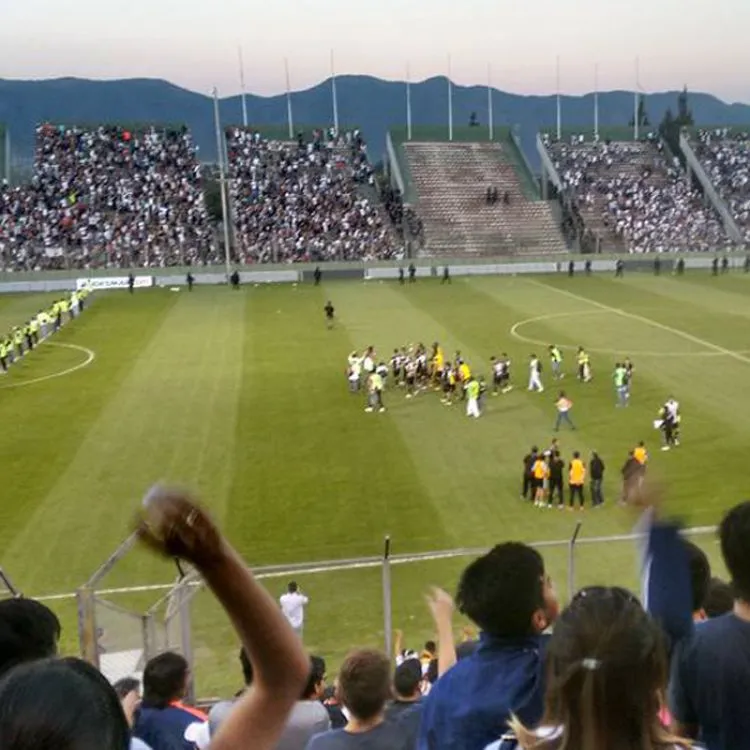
[0,123,216,271]
[391,127,567,258]
[225,126,401,263]
[691,127,750,243]
[543,128,731,254]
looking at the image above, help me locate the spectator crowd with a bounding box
[0,481,749,750]
[545,133,731,254]
[693,128,750,243]
[0,124,217,271]
[225,128,401,263]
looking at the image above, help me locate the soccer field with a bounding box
[0,271,748,695]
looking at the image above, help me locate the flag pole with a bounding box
[447,54,453,141]
[487,63,494,141]
[556,55,562,141]
[238,46,248,127]
[284,58,294,139]
[331,49,339,134]
[594,63,599,141]
[634,56,640,140]
[406,62,412,141]
[212,88,232,277]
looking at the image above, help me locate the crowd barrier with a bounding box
[0,252,744,295]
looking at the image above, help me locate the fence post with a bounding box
[177,580,195,705]
[567,521,583,602]
[382,536,393,658]
[77,586,99,668]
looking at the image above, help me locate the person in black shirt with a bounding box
[712,257,719,276]
[677,258,685,275]
[128,273,135,293]
[654,257,661,276]
[568,261,574,277]
[584,259,592,276]
[314,266,322,286]
[324,301,335,329]
[615,259,624,277]
[521,447,538,501]
[408,263,416,283]
[548,450,564,507]
[230,270,240,289]
[721,256,729,274]
[442,266,451,284]
[398,267,405,285]
[589,451,605,507]
[186,272,194,291]
[620,451,641,505]
[745,255,750,274]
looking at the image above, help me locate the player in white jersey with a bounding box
[665,397,681,446]
[528,354,544,392]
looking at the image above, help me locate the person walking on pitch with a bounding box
[554,391,576,432]
[465,376,481,418]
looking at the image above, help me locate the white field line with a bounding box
[524,278,750,366]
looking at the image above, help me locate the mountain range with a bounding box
[2,75,750,170]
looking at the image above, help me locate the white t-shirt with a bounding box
[280,591,309,628]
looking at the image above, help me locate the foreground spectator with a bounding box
[669,501,750,750]
[135,651,207,750]
[0,597,60,678]
[306,648,413,750]
[488,587,690,750]
[418,543,559,750]
[704,577,733,619]
[385,659,423,746]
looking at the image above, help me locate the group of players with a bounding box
[0,289,90,373]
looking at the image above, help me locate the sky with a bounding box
[2,0,749,103]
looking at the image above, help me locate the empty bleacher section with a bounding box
[0,123,215,271]
[389,127,566,258]
[225,126,400,263]
[542,128,731,254]
[689,127,750,243]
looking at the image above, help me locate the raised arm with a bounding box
[138,486,309,750]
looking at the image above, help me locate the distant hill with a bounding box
[2,75,750,171]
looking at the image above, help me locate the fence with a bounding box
[46,521,721,697]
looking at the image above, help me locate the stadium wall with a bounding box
[0,254,742,294]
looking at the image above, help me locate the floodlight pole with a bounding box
[213,88,232,278]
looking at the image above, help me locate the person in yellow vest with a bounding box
[569,451,586,510]
[532,454,549,507]
[577,347,592,382]
[0,338,8,373]
[465,376,481,419]
[458,360,471,401]
[365,370,385,414]
[554,391,576,432]
[633,441,648,466]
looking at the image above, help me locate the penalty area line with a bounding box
[524,278,750,366]
[0,342,96,390]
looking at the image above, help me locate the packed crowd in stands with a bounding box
[0,124,217,271]
[545,133,731,253]
[693,128,750,242]
[1,481,748,750]
[225,128,401,263]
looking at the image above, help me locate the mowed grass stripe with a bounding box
[0,292,62,332]
[1,289,246,594]
[225,284,438,567]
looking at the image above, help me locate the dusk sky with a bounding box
[2,0,748,102]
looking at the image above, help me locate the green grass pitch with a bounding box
[0,271,748,696]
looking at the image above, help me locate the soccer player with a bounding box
[404,357,417,399]
[347,352,362,393]
[576,347,592,382]
[554,391,575,432]
[186,272,194,291]
[549,450,565,508]
[657,400,678,451]
[665,397,681,446]
[490,356,503,395]
[390,349,403,384]
[528,354,544,392]
[442,266,451,284]
[614,362,629,407]
[441,364,456,405]
[521,446,538,501]
[365,370,385,413]
[465,376,481,418]
[568,451,586,510]
[499,353,513,393]
[548,345,563,380]
[324,301,335,329]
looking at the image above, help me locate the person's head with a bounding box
[572,451,580,460]
[719,500,750,603]
[704,577,734,619]
[393,658,422,700]
[423,640,436,656]
[301,655,326,700]
[112,677,140,701]
[142,651,189,708]
[513,587,681,750]
[0,598,61,678]
[0,657,130,749]
[684,540,711,619]
[288,581,299,594]
[558,390,566,399]
[456,543,558,638]
[337,648,391,722]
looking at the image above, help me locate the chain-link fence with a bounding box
[73,524,720,698]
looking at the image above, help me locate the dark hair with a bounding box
[704,577,734,619]
[513,587,686,750]
[393,658,421,698]
[0,657,130,749]
[301,655,326,700]
[239,648,253,687]
[112,677,140,700]
[720,501,750,602]
[0,598,61,678]
[423,640,436,654]
[142,651,189,708]
[338,649,391,721]
[456,543,545,638]
[288,581,299,593]
[684,540,711,612]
